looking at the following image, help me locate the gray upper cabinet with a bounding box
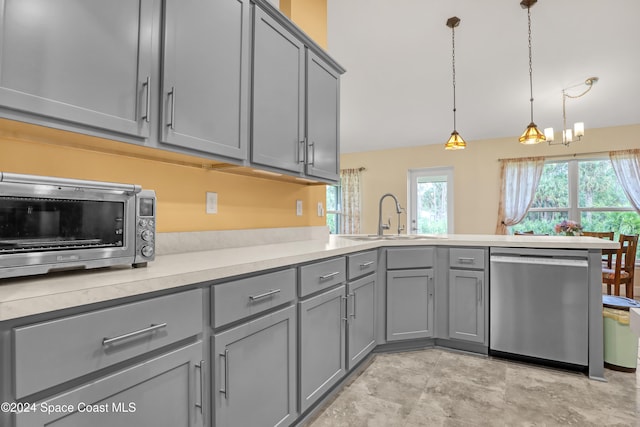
[251,5,305,173]
[305,51,340,182]
[0,0,153,138]
[160,0,249,161]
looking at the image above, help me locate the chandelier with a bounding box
[544,77,598,146]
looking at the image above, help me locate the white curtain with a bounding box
[495,157,545,235]
[610,149,640,214]
[340,168,362,234]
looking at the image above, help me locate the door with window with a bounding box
[408,168,454,234]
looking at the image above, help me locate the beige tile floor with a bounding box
[305,348,640,427]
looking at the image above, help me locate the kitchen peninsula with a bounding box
[0,229,618,427]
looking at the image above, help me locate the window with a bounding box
[408,167,454,234]
[326,184,341,234]
[511,158,640,244]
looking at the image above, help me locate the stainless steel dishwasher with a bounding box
[489,247,589,366]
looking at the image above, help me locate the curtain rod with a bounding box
[498,150,611,162]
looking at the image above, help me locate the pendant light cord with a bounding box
[451,24,457,131]
[527,6,534,123]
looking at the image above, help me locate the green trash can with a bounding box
[602,295,640,372]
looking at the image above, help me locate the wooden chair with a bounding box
[514,230,534,235]
[602,234,638,299]
[583,231,615,268]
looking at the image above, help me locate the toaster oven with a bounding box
[0,172,156,279]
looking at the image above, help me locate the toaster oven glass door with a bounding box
[0,197,125,254]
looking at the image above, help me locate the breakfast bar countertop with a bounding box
[0,231,618,321]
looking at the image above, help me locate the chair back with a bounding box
[583,231,615,240]
[514,230,534,235]
[584,231,616,268]
[617,234,638,278]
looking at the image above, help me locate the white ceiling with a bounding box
[326,0,640,153]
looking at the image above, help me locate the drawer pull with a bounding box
[458,257,475,264]
[102,323,167,346]
[360,261,374,268]
[220,349,229,398]
[249,289,281,301]
[319,271,340,281]
[195,360,205,413]
[349,293,356,318]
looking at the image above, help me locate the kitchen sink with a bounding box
[342,234,447,241]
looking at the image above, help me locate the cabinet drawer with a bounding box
[387,247,434,269]
[13,289,203,399]
[299,257,346,297]
[449,248,485,269]
[212,268,296,328]
[347,250,378,281]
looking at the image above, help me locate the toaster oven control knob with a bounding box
[139,219,148,227]
[141,230,154,242]
[141,245,154,258]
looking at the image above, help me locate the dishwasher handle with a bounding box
[490,255,588,268]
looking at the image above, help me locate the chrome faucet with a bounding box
[377,193,405,236]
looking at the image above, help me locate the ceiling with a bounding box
[326,0,640,153]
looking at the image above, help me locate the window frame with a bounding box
[325,183,342,234]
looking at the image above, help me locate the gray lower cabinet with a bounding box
[346,273,377,369]
[448,269,485,343]
[304,51,340,182]
[386,268,434,341]
[160,0,249,161]
[251,5,305,173]
[15,341,204,427]
[0,0,153,138]
[298,285,346,413]
[213,305,297,427]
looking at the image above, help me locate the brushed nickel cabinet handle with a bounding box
[249,289,281,301]
[167,87,176,129]
[319,271,340,280]
[308,142,315,166]
[349,292,356,318]
[341,296,348,321]
[458,257,475,264]
[142,76,151,123]
[299,139,306,163]
[195,360,205,412]
[360,261,374,269]
[478,279,483,303]
[219,349,229,398]
[102,323,167,346]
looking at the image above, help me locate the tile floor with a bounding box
[305,348,640,427]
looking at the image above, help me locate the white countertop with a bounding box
[0,232,618,321]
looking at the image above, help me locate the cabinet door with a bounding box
[305,51,340,182]
[0,0,152,137]
[448,269,485,343]
[161,0,249,160]
[213,305,296,427]
[347,274,376,370]
[299,285,346,413]
[15,342,204,427]
[251,6,305,173]
[386,269,434,341]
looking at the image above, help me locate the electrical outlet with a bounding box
[296,200,303,216]
[317,202,324,217]
[206,192,218,214]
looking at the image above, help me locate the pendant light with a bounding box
[444,16,466,150]
[518,0,546,145]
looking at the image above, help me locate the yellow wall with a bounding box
[0,1,331,234]
[341,124,640,235]
[280,0,327,48]
[0,120,326,233]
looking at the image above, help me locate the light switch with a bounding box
[317,202,324,217]
[296,200,303,216]
[206,192,218,214]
